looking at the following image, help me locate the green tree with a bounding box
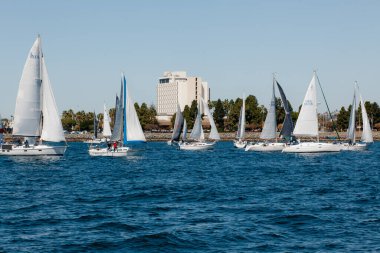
[245,95,263,129]
[336,106,349,131]
[213,99,225,131]
[225,98,242,131]
[61,109,76,131]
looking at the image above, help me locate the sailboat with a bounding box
[102,103,112,140]
[341,82,373,151]
[84,111,103,144]
[178,98,220,150]
[167,104,184,145]
[282,71,341,153]
[89,73,146,156]
[0,36,67,156]
[245,77,286,151]
[233,96,247,148]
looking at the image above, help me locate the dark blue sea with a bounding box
[0,142,379,252]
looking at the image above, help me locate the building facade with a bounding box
[156,71,210,117]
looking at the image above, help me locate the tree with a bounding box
[336,106,349,131]
[245,95,263,129]
[61,109,76,131]
[213,99,225,131]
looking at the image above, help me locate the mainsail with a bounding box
[260,81,277,139]
[182,119,187,140]
[276,80,294,138]
[347,88,356,143]
[236,96,246,140]
[189,108,203,141]
[201,98,220,140]
[359,93,373,143]
[111,83,123,141]
[171,104,184,142]
[123,74,146,143]
[102,104,112,138]
[13,37,42,137]
[293,72,319,137]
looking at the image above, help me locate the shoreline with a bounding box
[4,131,379,142]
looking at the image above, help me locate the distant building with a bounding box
[156,71,210,126]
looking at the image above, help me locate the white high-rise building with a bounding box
[156,71,210,117]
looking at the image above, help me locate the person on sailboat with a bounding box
[113,141,118,151]
[24,139,29,148]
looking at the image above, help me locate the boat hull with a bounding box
[245,142,285,152]
[178,141,215,150]
[340,142,368,151]
[88,147,129,157]
[233,140,247,149]
[0,144,66,156]
[282,142,342,153]
[84,139,105,144]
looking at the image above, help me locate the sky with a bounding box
[0,0,379,117]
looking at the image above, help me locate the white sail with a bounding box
[260,82,277,139]
[236,96,246,140]
[347,88,356,143]
[189,109,203,141]
[40,57,65,142]
[182,118,187,140]
[201,98,220,140]
[103,104,112,138]
[359,94,373,143]
[13,37,42,137]
[293,72,319,137]
[125,88,146,142]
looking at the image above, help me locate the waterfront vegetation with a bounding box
[1,97,380,133]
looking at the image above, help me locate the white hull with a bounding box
[340,142,368,151]
[233,140,247,149]
[282,142,342,153]
[178,141,215,150]
[88,146,129,157]
[245,142,285,152]
[0,144,66,156]
[84,139,104,144]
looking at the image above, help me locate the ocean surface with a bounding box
[0,142,379,252]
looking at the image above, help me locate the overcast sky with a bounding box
[1,0,379,117]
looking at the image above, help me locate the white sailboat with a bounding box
[102,103,112,139]
[0,36,67,156]
[283,72,341,153]
[89,73,146,156]
[178,98,220,150]
[341,83,372,151]
[167,104,184,145]
[245,78,285,151]
[233,96,247,148]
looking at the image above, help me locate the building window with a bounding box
[159,78,170,84]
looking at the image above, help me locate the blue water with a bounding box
[0,142,379,252]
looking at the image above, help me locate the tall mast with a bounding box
[315,71,340,140]
[38,35,43,139]
[122,73,127,145]
[273,74,277,143]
